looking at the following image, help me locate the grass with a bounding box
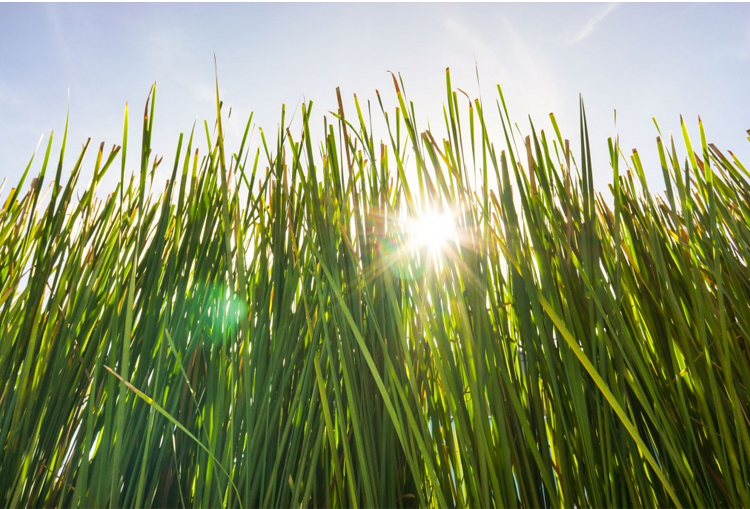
[1,68,749,508]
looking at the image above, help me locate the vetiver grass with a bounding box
[1,69,749,507]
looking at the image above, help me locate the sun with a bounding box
[409,209,456,255]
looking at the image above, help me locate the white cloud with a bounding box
[43,4,74,78]
[441,13,560,102]
[439,12,566,156]
[442,15,508,76]
[575,3,618,43]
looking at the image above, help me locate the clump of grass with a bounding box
[1,69,749,508]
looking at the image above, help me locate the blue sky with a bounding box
[1,3,749,195]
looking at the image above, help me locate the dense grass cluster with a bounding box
[2,70,750,508]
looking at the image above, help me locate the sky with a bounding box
[1,2,749,198]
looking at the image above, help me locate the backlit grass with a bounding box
[1,69,749,507]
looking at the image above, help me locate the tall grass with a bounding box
[1,69,749,508]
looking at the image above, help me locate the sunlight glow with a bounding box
[409,209,456,255]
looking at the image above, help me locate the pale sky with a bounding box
[1,3,749,196]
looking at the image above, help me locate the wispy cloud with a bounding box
[43,4,74,79]
[441,13,558,88]
[575,3,618,43]
[441,13,563,122]
[442,15,506,74]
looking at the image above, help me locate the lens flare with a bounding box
[410,209,456,255]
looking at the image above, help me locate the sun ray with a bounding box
[409,208,457,256]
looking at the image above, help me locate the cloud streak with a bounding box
[44,4,75,80]
[441,12,564,129]
[575,3,618,43]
